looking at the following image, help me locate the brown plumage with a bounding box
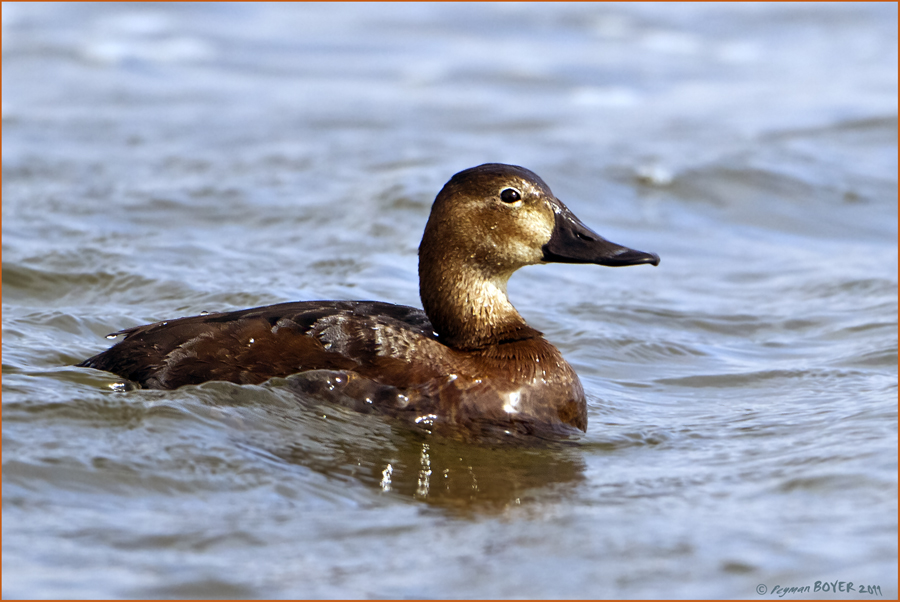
[79,164,659,434]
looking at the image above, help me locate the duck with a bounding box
[78,163,659,435]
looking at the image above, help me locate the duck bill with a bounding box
[541,204,660,267]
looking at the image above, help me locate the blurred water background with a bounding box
[2,2,897,598]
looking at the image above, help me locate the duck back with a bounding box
[79,301,438,389]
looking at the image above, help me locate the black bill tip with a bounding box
[597,248,660,267]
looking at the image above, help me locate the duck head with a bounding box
[419,163,659,349]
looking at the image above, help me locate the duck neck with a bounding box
[419,254,541,350]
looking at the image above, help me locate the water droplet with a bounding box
[199,310,209,316]
[381,464,393,491]
[109,382,126,391]
[415,414,437,426]
[105,333,119,340]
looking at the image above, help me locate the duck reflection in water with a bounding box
[79,164,659,437]
[267,403,589,512]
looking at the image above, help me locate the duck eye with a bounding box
[500,188,521,204]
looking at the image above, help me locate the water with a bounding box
[3,2,897,598]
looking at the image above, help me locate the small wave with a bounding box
[655,367,869,388]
